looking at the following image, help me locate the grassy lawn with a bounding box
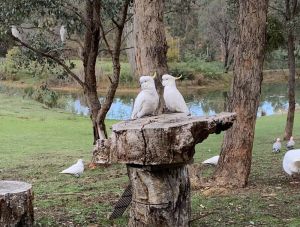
[0,92,300,226]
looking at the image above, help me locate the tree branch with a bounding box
[11,35,85,88]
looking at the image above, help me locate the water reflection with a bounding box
[64,82,299,120]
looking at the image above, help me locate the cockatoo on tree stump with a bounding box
[162,74,189,114]
[60,25,67,43]
[273,138,281,153]
[60,159,84,177]
[286,136,295,150]
[283,149,300,178]
[131,73,159,119]
[11,25,22,41]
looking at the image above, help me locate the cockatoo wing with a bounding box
[283,149,300,175]
[202,155,219,165]
[60,160,84,176]
[164,87,189,114]
[131,92,145,119]
[131,90,158,119]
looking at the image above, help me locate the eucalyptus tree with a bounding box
[213,0,269,187]
[0,0,131,143]
[270,0,300,140]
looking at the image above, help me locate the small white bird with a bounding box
[202,155,219,165]
[283,149,300,177]
[286,136,295,150]
[60,159,84,177]
[11,25,22,41]
[162,74,189,114]
[272,138,281,153]
[131,74,159,119]
[60,25,67,43]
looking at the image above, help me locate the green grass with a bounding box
[1,92,300,226]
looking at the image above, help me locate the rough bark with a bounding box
[0,181,34,227]
[134,0,169,113]
[284,0,297,140]
[213,0,269,187]
[128,165,190,227]
[124,8,137,78]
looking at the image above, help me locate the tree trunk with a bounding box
[127,165,190,227]
[134,0,169,113]
[284,1,297,140]
[124,8,137,79]
[213,0,269,187]
[82,0,105,143]
[0,181,34,227]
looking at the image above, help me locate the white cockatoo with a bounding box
[286,136,295,150]
[11,25,22,41]
[131,73,159,119]
[283,149,300,177]
[202,155,219,165]
[162,74,189,114]
[60,25,67,43]
[273,138,281,153]
[60,159,84,177]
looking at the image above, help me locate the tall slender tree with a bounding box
[283,0,298,140]
[213,0,269,187]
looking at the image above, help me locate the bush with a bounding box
[25,84,59,108]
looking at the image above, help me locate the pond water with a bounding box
[63,82,300,120]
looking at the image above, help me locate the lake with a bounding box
[62,82,299,120]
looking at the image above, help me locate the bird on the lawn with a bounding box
[60,25,67,43]
[272,138,281,153]
[202,155,219,165]
[60,159,84,177]
[11,25,22,41]
[286,136,295,150]
[162,74,189,114]
[283,149,300,178]
[131,73,159,119]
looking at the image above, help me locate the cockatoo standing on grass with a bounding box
[11,25,22,41]
[283,149,300,177]
[286,136,295,150]
[273,138,281,153]
[131,73,159,119]
[60,159,84,177]
[60,25,67,43]
[162,74,189,114]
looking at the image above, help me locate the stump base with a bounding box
[0,180,34,227]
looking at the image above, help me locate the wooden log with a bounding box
[0,181,34,227]
[128,165,190,227]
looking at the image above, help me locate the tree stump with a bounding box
[93,112,236,226]
[0,181,34,227]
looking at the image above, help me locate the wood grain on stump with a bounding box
[0,181,34,227]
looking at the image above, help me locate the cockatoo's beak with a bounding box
[152,72,157,79]
[175,75,182,80]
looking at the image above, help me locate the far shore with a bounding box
[0,69,298,95]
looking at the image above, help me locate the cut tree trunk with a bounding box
[284,18,296,140]
[213,0,269,187]
[134,0,169,113]
[0,181,34,227]
[128,165,190,226]
[93,112,236,225]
